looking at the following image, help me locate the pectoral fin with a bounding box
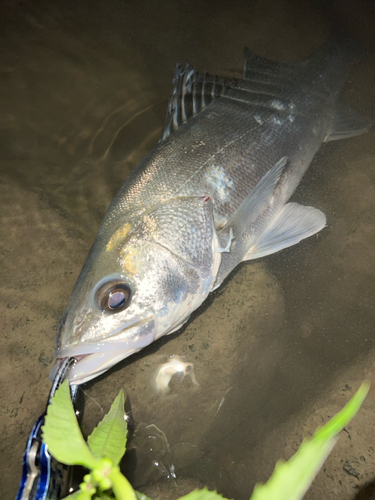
[244,202,326,260]
[214,157,289,288]
[220,156,288,239]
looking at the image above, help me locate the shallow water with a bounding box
[1,0,375,499]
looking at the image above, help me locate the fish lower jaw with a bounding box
[51,316,158,383]
[52,348,139,385]
[68,352,124,384]
[49,355,86,384]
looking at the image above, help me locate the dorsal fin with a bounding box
[243,47,303,82]
[160,64,236,141]
[160,64,292,142]
[161,49,313,142]
[160,62,299,142]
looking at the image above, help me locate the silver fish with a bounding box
[53,38,371,384]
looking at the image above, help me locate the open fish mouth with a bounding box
[51,315,156,384]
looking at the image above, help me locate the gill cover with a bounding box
[53,196,219,383]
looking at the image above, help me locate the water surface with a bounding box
[1,1,375,499]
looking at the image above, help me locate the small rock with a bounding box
[38,351,53,366]
[343,459,361,479]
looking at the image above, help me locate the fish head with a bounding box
[53,201,216,384]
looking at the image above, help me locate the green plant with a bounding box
[42,381,369,500]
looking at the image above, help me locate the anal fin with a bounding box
[244,202,326,260]
[325,99,372,142]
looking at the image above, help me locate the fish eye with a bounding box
[96,280,132,313]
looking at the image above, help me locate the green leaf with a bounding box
[68,492,91,500]
[63,489,115,500]
[135,491,153,500]
[98,494,116,500]
[62,491,81,500]
[250,382,370,500]
[109,465,137,500]
[76,492,94,500]
[87,389,128,465]
[314,382,369,442]
[42,380,98,469]
[177,488,229,500]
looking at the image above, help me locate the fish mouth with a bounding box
[51,315,156,385]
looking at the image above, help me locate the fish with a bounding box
[52,36,371,384]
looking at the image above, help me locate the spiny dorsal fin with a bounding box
[161,64,237,141]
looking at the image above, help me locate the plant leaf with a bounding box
[87,388,127,465]
[314,382,369,442]
[135,491,153,500]
[108,466,137,500]
[177,488,229,500]
[62,491,81,500]
[42,380,98,469]
[63,491,93,500]
[250,382,370,500]
[99,494,116,500]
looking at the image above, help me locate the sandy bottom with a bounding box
[1,1,375,499]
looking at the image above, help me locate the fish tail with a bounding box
[304,32,367,97]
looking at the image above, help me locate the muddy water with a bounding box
[1,0,375,499]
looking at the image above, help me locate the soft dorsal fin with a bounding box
[244,47,291,76]
[243,47,303,82]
